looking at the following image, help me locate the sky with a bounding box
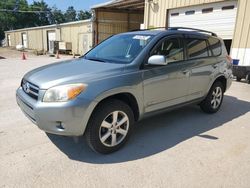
[26,0,110,11]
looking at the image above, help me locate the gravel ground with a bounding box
[0,48,250,188]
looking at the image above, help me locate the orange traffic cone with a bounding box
[56,50,60,59]
[22,52,27,60]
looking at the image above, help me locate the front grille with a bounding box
[21,80,39,100]
[17,95,37,124]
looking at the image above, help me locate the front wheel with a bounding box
[85,99,134,154]
[200,82,224,114]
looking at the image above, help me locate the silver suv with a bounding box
[16,27,233,154]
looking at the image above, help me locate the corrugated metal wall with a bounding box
[5,21,92,55]
[232,0,250,48]
[231,0,250,65]
[60,22,92,54]
[144,0,224,28]
[27,30,44,50]
[95,10,144,44]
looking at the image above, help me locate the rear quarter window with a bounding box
[208,37,222,56]
[186,39,209,59]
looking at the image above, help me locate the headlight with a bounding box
[43,84,87,102]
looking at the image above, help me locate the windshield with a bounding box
[84,34,153,64]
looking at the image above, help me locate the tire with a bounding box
[85,99,134,154]
[200,82,224,114]
[236,77,242,82]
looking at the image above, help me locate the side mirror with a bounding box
[148,55,168,66]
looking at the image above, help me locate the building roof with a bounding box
[92,0,145,11]
[5,19,92,33]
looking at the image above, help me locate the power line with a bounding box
[0,1,89,13]
[0,8,90,13]
[0,9,50,13]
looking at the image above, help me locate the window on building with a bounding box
[202,7,213,14]
[222,5,235,10]
[171,12,179,16]
[185,10,195,15]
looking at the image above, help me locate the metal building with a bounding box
[91,0,145,45]
[144,0,250,66]
[5,20,93,55]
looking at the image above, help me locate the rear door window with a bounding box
[208,37,222,56]
[187,39,209,59]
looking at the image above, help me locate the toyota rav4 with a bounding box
[16,27,233,154]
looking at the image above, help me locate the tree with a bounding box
[0,1,92,41]
[77,10,92,20]
[50,6,65,24]
[0,0,51,40]
[64,6,77,22]
[30,0,51,26]
[0,0,24,40]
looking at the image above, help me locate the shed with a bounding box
[5,20,93,55]
[91,0,145,45]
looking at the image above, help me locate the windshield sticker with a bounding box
[133,35,151,41]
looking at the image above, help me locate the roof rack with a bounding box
[130,27,166,32]
[130,27,218,37]
[168,27,218,37]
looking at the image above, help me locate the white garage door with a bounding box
[168,1,237,39]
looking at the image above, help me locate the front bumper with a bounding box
[16,87,96,136]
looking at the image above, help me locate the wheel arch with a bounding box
[208,75,227,93]
[214,75,227,92]
[93,92,141,122]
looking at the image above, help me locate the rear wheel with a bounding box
[200,82,224,114]
[86,99,134,154]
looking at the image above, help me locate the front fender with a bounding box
[93,86,144,118]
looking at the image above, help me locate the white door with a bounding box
[79,34,89,55]
[47,31,56,53]
[168,1,237,39]
[7,34,11,46]
[22,33,28,48]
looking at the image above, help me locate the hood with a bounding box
[23,58,125,89]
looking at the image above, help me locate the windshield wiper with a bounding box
[86,57,106,63]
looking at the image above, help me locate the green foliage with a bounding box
[50,6,66,24]
[77,10,91,20]
[0,0,92,41]
[64,6,76,22]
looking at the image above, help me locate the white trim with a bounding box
[5,19,92,33]
[91,0,121,9]
[231,48,250,66]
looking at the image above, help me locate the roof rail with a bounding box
[130,27,167,32]
[168,27,218,37]
[130,27,218,37]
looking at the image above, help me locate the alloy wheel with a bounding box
[211,86,222,109]
[99,111,129,147]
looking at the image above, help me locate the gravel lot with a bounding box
[0,48,250,188]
